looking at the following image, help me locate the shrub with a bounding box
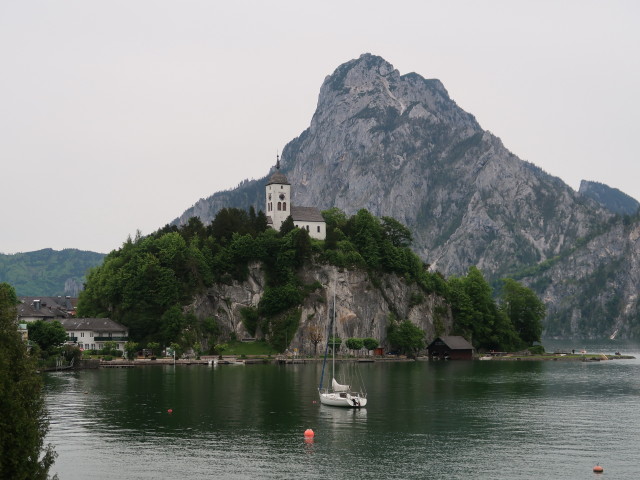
[528,345,545,355]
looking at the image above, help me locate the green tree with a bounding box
[279,216,296,236]
[351,209,382,269]
[500,278,546,346]
[146,342,161,357]
[345,337,364,355]
[210,208,251,243]
[27,320,67,354]
[362,337,379,352]
[160,305,184,345]
[0,283,57,479]
[169,342,184,359]
[328,336,342,353]
[102,341,117,355]
[448,267,520,351]
[124,341,139,360]
[387,318,425,358]
[381,216,413,247]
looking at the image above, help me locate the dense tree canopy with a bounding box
[448,267,535,351]
[387,318,426,358]
[0,283,57,479]
[27,320,67,353]
[499,278,545,345]
[77,206,546,354]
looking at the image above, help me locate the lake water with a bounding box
[44,341,640,479]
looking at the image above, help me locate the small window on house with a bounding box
[317,226,321,232]
[306,225,309,231]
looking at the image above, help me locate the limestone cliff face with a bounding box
[185,262,452,353]
[174,53,640,339]
[524,219,640,339]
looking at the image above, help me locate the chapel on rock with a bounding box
[265,156,326,240]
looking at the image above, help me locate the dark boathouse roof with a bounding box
[428,336,474,350]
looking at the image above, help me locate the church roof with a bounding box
[267,171,290,185]
[291,206,324,222]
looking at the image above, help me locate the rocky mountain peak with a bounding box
[170,53,640,338]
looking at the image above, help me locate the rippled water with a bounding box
[45,343,640,479]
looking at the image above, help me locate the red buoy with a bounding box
[593,465,603,473]
[167,409,173,414]
[304,428,314,438]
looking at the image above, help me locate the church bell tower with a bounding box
[265,155,291,231]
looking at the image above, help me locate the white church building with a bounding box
[265,157,326,240]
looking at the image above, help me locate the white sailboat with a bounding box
[318,291,367,408]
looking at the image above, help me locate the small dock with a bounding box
[101,363,135,368]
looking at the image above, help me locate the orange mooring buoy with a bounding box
[593,465,603,473]
[304,428,315,438]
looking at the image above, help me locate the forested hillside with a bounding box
[78,209,544,354]
[0,249,105,296]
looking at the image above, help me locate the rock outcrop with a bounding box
[185,262,452,353]
[578,180,640,216]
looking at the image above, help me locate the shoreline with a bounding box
[55,352,635,370]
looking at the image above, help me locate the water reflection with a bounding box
[45,354,640,479]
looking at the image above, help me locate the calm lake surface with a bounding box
[45,341,640,479]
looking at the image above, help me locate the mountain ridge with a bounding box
[170,53,639,338]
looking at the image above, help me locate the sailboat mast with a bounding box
[332,289,336,381]
[318,286,333,391]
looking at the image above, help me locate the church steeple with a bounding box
[264,152,326,240]
[266,153,291,231]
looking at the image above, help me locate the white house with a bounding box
[57,318,129,352]
[265,156,326,240]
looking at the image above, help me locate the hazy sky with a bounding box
[1,1,638,254]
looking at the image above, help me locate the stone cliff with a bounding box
[185,262,452,353]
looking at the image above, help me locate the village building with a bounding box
[57,318,129,352]
[427,336,474,360]
[265,156,326,240]
[17,296,77,323]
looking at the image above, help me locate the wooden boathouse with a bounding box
[427,336,474,360]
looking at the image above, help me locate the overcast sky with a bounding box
[1,0,638,254]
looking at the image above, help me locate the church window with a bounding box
[306,225,309,231]
[317,226,321,233]
[278,202,282,211]
[283,202,286,211]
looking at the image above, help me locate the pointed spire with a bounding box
[276,153,280,170]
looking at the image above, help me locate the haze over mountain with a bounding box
[174,54,640,339]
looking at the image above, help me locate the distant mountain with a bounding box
[0,248,105,296]
[172,53,639,339]
[175,53,608,277]
[578,180,639,216]
[517,215,640,339]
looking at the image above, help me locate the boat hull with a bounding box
[319,391,367,408]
